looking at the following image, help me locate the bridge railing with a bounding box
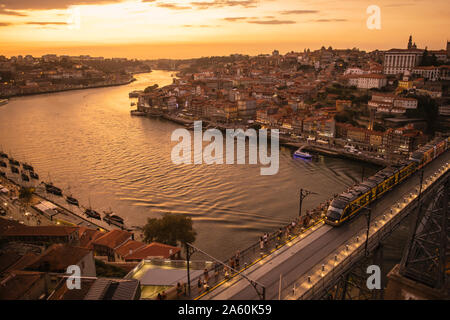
[190,215,327,299]
[283,164,449,300]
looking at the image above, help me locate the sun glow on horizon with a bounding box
[0,0,449,59]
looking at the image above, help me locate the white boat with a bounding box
[294,148,312,159]
[0,99,8,106]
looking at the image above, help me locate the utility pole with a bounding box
[353,202,372,257]
[364,206,372,257]
[298,188,316,217]
[185,242,194,297]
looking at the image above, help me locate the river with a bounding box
[0,70,382,259]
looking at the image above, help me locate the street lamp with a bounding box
[352,202,372,257]
[298,188,317,217]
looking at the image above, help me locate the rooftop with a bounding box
[25,244,91,273]
[124,242,181,261]
[92,229,132,249]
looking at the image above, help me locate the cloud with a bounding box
[0,0,125,10]
[279,10,318,15]
[223,15,273,22]
[157,3,191,10]
[312,18,347,22]
[222,16,251,21]
[0,5,27,16]
[183,24,216,27]
[190,0,258,9]
[0,21,12,26]
[247,19,296,25]
[26,21,68,25]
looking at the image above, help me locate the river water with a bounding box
[0,71,382,259]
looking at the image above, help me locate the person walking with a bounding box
[203,279,209,292]
[203,268,209,282]
[229,257,235,273]
[176,282,182,298]
[235,250,240,268]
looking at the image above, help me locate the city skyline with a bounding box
[1,0,449,59]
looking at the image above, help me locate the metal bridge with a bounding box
[199,151,450,300]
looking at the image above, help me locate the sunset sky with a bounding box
[1,0,449,59]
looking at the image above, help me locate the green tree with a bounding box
[143,213,197,246]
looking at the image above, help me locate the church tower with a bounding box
[407,35,413,49]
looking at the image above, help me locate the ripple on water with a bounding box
[0,71,380,259]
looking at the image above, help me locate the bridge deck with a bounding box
[200,151,450,300]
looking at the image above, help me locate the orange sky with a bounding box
[0,0,449,59]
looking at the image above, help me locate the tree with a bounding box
[19,187,34,206]
[144,84,158,93]
[405,94,439,134]
[143,213,197,246]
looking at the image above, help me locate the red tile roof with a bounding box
[92,229,132,249]
[124,242,181,261]
[78,227,104,249]
[25,244,91,273]
[1,225,79,237]
[115,240,146,258]
[0,270,46,300]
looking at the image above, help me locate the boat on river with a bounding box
[130,110,146,116]
[30,171,39,180]
[44,182,63,196]
[22,163,34,171]
[103,209,125,227]
[294,148,313,160]
[66,195,79,206]
[85,208,101,220]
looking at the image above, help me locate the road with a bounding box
[201,151,450,300]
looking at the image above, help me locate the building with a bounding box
[48,277,141,300]
[25,244,96,277]
[369,93,417,114]
[92,229,133,262]
[336,100,352,112]
[347,73,387,89]
[126,259,212,299]
[237,99,257,120]
[0,224,80,246]
[303,116,335,138]
[393,97,418,109]
[0,271,50,300]
[383,126,427,154]
[123,242,181,262]
[383,49,423,75]
[412,66,440,81]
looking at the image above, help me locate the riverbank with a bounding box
[1,77,136,99]
[136,111,389,167]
